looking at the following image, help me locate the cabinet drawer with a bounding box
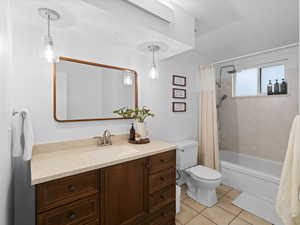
[148,151,176,174]
[149,185,175,213]
[82,220,99,225]
[149,203,175,225]
[37,171,99,212]
[37,195,99,225]
[149,168,176,194]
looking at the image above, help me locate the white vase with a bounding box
[136,121,148,139]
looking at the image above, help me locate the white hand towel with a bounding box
[22,109,34,161]
[276,115,300,225]
[11,109,34,161]
[11,113,23,157]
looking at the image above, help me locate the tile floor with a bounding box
[176,184,273,225]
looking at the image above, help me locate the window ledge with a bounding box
[232,94,289,99]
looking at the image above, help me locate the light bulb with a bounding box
[149,65,159,80]
[43,35,58,63]
[44,43,55,63]
[123,71,133,85]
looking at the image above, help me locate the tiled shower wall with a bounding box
[217,46,299,162]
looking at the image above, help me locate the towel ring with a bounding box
[12,110,26,119]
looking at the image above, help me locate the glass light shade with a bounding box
[44,43,55,63]
[149,65,159,80]
[123,71,133,85]
[43,35,58,63]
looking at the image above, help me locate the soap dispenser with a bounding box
[267,80,273,95]
[274,80,280,95]
[129,123,135,141]
[280,78,288,94]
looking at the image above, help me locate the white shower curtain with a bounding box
[199,64,220,170]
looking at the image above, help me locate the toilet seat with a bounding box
[186,165,222,181]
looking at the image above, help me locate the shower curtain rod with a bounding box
[213,42,299,65]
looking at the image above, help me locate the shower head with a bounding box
[227,69,237,74]
[217,95,228,108]
[220,94,228,101]
[217,65,237,88]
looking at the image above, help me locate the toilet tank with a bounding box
[175,140,198,170]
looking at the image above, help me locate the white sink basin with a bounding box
[93,145,140,157]
[117,147,140,156]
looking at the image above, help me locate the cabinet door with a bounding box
[101,158,148,225]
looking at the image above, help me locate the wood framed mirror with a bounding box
[53,57,138,122]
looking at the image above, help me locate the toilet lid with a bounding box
[187,165,222,181]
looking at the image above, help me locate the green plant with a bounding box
[113,106,154,123]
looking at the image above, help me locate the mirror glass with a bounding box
[54,57,137,122]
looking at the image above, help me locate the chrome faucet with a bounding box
[103,129,112,146]
[95,136,104,147]
[94,129,112,147]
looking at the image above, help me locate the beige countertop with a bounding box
[31,135,176,185]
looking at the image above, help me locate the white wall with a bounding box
[217,46,299,162]
[142,50,200,142]
[11,8,201,145]
[0,0,13,224]
[9,5,202,224]
[11,26,140,143]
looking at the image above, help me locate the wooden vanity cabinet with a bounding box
[36,171,99,213]
[35,150,176,225]
[100,158,148,225]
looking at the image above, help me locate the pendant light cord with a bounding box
[47,14,51,38]
[152,47,155,67]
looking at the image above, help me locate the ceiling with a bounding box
[171,0,299,62]
[13,0,299,62]
[13,0,194,60]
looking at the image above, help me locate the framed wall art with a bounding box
[172,102,186,112]
[172,75,186,87]
[172,88,186,99]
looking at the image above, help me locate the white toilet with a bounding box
[176,140,222,207]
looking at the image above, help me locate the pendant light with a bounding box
[148,45,160,80]
[38,8,60,63]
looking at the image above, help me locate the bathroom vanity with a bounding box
[31,135,176,225]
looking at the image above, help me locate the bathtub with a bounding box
[220,150,283,203]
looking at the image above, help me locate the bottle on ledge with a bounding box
[267,80,273,95]
[280,78,288,95]
[274,79,280,95]
[129,123,135,141]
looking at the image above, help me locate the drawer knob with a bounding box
[160,176,165,181]
[160,194,166,200]
[68,213,77,221]
[68,185,76,192]
[160,159,167,163]
[145,163,150,168]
